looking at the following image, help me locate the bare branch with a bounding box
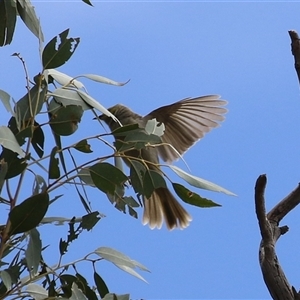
[289,30,300,84]
[255,174,296,300]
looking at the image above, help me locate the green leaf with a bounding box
[49,146,60,179]
[73,139,92,153]
[102,294,130,300]
[14,83,47,121]
[75,273,98,300]
[81,211,101,231]
[112,123,139,135]
[25,228,41,275]
[143,169,167,198]
[124,130,162,144]
[172,183,221,208]
[0,148,27,179]
[31,122,44,158]
[42,29,80,69]
[0,89,14,114]
[32,174,47,194]
[129,160,146,194]
[0,160,7,193]
[77,168,95,187]
[94,272,109,298]
[26,283,48,300]
[0,270,11,290]
[0,0,16,46]
[52,132,67,176]
[89,162,127,194]
[169,165,237,196]
[60,274,76,298]
[0,126,24,157]
[49,102,83,136]
[123,196,139,208]
[16,0,44,42]
[82,0,93,5]
[50,87,90,110]
[9,192,49,235]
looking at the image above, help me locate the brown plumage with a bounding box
[99,95,227,230]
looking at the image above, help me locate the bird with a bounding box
[98,95,227,230]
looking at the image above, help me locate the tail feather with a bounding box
[142,187,192,230]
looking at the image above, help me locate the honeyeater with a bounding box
[99,95,227,230]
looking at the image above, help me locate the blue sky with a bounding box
[1,1,300,299]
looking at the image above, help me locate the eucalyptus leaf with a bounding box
[95,247,149,272]
[115,264,148,283]
[77,168,95,187]
[89,163,127,194]
[172,183,221,208]
[16,0,44,42]
[169,165,236,196]
[145,118,165,137]
[26,283,48,300]
[9,192,49,235]
[80,74,129,86]
[44,69,84,88]
[94,272,109,298]
[0,270,11,290]
[0,0,16,46]
[25,228,41,275]
[42,29,80,69]
[49,88,90,111]
[0,126,24,157]
[0,89,14,114]
[77,90,121,125]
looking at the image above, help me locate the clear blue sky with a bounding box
[1,1,300,299]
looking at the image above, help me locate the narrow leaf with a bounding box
[49,146,60,179]
[115,264,148,283]
[80,74,129,86]
[25,228,42,275]
[169,165,236,196]
[77,90,121,124]
[0,271,11,290]
[44,69,84,88]
[16,0,44,41]
[0,0,16,46]
[95,247,149,272]
[172,183,221,207]
[94,272,109,298]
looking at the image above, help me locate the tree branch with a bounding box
[289,30,300,84]
[255,174,300,300]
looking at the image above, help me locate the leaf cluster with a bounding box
[0,1,235,299]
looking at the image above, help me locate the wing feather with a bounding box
[144,95,227,162]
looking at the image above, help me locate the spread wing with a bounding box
[143,95,227,163]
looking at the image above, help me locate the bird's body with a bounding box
[100,95,227,230]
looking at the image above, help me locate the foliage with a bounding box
[0,1,234,299]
